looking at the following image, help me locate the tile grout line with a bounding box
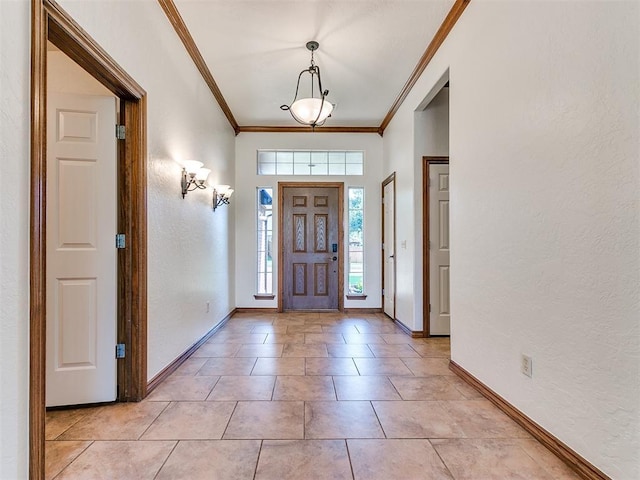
[428,438,458,480]
[152,439,180,480]
[137,401,173,440]
[369,400,388,439]
[344,439,357,480]
[50,439,94,480]
[220,401,240,440]
[252,439,264,480]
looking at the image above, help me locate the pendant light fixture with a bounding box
[281,41,334,128]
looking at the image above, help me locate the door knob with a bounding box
[332,256,337,261]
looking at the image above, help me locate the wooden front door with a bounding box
[280,183,343,311]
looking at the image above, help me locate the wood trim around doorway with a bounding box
[30,1,148,478]
[277,182,345,312]
[422,156,449,337]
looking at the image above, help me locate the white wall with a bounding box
[54,0,237,381]
[384,1,639,478]
[48,48,113,96]
[0,0,30,477]
[1,1,237,473]
[235,133,383,310]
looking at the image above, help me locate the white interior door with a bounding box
[383,179,395,318]
[429,163,450,335]
[46,92,118,407]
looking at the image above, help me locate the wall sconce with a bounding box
[212,185,234,211]
[181,160,211,198]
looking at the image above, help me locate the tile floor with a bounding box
[45,312,581,479]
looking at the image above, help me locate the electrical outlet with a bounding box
[521,354,533,378]
[206,301,210,313]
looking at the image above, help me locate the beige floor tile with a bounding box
[401,357,454,376]
[196,357,257,376]
[223,401,304,439]
[326,344,374,358]
[305,401,384,439]
[448,376,486,399]
[235,343,284,357]
[431,439,554,480]
[170,357,208,376]
[156,440,261,480]
[207,375,275,401]
[251,325,289,333]
[264,333,306,344]
[192,342,241,358]
[343,333,387,344]
[516,439,582,479]
[389,376,467,400]
[305,357,359,376]
[141,401,235,440]
[255,440,352,480]
[45,409,95,440]
[145,375,219,401]
[282,343,328,357]
[439,400,531,438]
[287,324,324,334]
[273,376,336,400]
[348,439,453,480]
[368,343,421,358]
[45,440,91,480]
[208,333,268,344]
[353,358,414,376]
[380,333,425,344]
[54,440,175,480]
[411,342,451,357]
[58,402,168,440]
[321,324,360,334]
[333,376,402,401]
[372,400,464,438]
[304,333,346,344]
[355,324,403,334]
[272,318,306,327]
[251,357,306,376]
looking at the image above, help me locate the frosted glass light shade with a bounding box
[290,98,334,125]
[183,160,203,175]
[214,185,230,195]
[195,168,211,182]
[223,188,234,199]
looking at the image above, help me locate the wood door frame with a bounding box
[422,157,449,337]
[31,1,148,478]
[277,182,345,312]
[381,173,396,320]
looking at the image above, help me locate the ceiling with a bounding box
[169,0,456,130]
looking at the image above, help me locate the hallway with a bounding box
[45,312,579,479]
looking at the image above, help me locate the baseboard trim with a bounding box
[146,309,236,394]
[449,361,611,480]
[234,307,278,313]
[343,307,382,313]
[393,318,424,338]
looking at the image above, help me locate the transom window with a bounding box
[257,150,364,176]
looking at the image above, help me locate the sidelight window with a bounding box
[348,187,364,294]
[256,187,273,294]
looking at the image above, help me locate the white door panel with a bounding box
[383,180,395,319]
[47,92,117,407]
[429,164,450,335]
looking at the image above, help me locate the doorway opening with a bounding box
[278,182,344,312]
[423,157,450,336]
[381,173,396,322]
[31,1,147,477]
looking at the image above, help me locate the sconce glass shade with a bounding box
[195,168,211,182]
[183,160,204,175]
[212,185,233,211]
[290,98,334,126]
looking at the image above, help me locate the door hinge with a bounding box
[382,288,385,296]
[116,124,126,140]
[116,233,126,249]
[115,343,126,359]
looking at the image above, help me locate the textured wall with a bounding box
[384,1,639,477]
[235,133,383,310]
[0,1,30,477]
[55,0,237,380]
